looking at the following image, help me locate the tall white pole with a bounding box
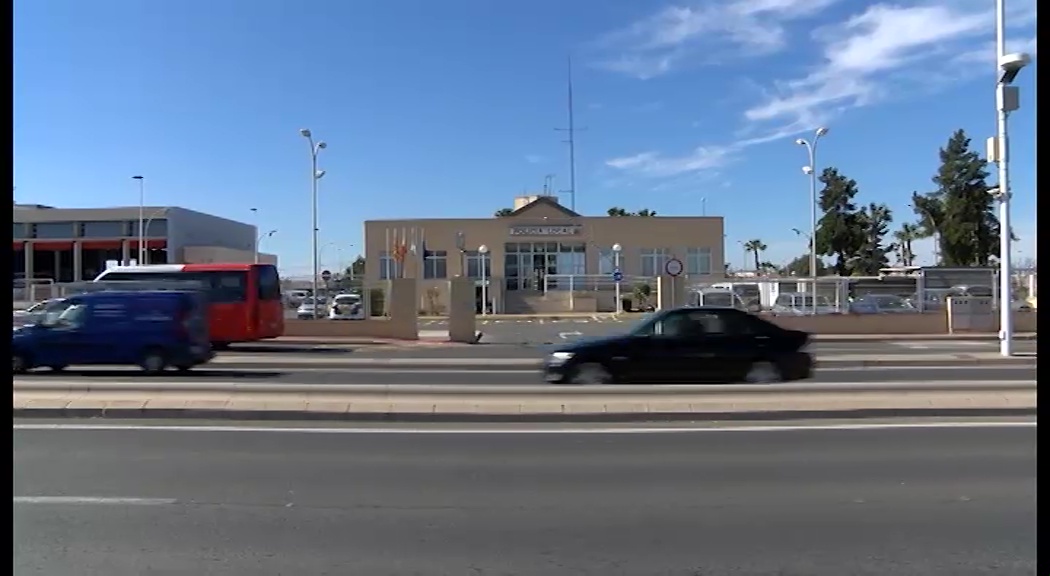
[995,0,1013,356]
[311,150,319,319]
[807,146,818,316]
[480,247,488,316]
[133,176,144,265]
[614,250,621,314]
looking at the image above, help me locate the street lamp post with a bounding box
[300,129,328,319]
[255,230,277,263]
[479,244,489,316]
[612,243,622,314]
[132,176,145,265]
[795,127,829,315]
[990,1,1031,356]
[141,209,167,264]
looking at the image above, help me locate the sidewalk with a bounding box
[272,332,1039,346]
[13,384,1035,423]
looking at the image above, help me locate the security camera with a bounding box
[987,186,1007,200]
[998,52,1031,84]
[801,166,814,175]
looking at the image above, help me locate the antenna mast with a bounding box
[556,56,584,211]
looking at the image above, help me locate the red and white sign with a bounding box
[664,258,684,277]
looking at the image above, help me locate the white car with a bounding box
[328,294,364,320]
[296,296,327,320]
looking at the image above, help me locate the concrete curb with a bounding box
[11,406,1037,423]
[13,380,1035,396]
[192,357,1038,370]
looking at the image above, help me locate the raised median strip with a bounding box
[13,380,1036,423]
[205,353,1037,369]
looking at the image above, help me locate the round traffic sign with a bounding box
[321,269,332,281]
[612,270,624,282]
[664,258,684,277]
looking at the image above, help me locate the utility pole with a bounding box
[555,56,584,212]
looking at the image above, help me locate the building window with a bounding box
[598,249,617,275]
[378,251,394,280]
[423,250,447,279]
[80,221,128,238]
[686,247,712,275]
[640,248,670,277]
[32,222,77,239]
[13,223,25,239]
[464,251,492,278]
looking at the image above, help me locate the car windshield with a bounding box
[627,312,661,336]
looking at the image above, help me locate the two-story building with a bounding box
[363,194,726,313]
[13,204,275,283]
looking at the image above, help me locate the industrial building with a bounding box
[363,194,726,313]
[13,204,276,283]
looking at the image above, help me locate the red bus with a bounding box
[94,263,284,347]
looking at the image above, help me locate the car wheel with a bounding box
[174,364,194,372]
[570,363,612,385]
[140,349,167,374]
[13,353,30,374]
[745,361,783,384]
[48,365,67,372]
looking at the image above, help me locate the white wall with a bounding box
[180,245,277,266]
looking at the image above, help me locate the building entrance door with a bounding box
[504,242,585,291]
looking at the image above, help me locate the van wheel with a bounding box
[13,353,30,374]
[140,349,168,373]
[212,342,230,351]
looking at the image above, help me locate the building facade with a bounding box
[13,204,269,283]
[363,195,726,313]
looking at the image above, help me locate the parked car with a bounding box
[13,290,214,374]
[849,294,916,314]
[542,306,814,385]
[328,293,364,320]
[296,296,327,319]
[770,292,838,315]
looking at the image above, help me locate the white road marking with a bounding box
[557,331,583,339]
[13,421,1036,435]
[13,496,176,505]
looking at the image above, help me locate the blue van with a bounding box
[12,290,214,374]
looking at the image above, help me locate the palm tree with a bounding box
[743,239,767,272]
[894,223,920,266]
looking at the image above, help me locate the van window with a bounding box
[256,265,282,301]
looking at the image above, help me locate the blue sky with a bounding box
[14,0,1038,275]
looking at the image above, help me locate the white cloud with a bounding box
[592,0,839,79]
[605,146,734,177]
[603,0,1038,178]
[745,1,1037,128]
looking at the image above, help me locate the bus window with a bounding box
[208,271,248,303]
[256,265,282,301]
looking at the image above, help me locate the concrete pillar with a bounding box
[73,242,83,282]
[121,240,130,265]
[386,278,419,339]
[447,276,478,343]
[24,242,33,279]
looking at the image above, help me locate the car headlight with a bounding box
[547,351,574,366]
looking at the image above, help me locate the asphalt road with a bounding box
[13,365,1037,385]
[14,423,1036,575]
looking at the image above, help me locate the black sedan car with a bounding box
[542,306,814,385]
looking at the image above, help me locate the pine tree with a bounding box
[814,167,866,275]
[912,129,997,266]
[851,203,894,275]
